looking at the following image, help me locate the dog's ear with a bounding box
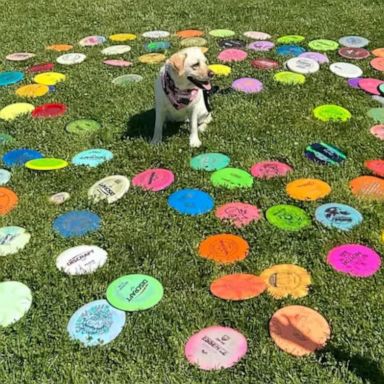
[168,53,186,76]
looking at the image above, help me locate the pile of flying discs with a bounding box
[0,28,383,371]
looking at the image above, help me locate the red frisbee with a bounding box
[32,103,67,118]
[364,159,384,177]
[251,58,279,70]
[338,47,370,60]
[27,63,55,73]
[358,78,384,95]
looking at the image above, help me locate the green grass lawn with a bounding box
[1,0,384,382]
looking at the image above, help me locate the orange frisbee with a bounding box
[46,44,73,52]
[372,48,384,58]
[0,187,18,215]
[176,29,204,38]
[198,234,249,264]
[269,305,331,356]
[210,273,266,300]
[349,175,384,200]
[364,159,384,177]
[286,178,331,201]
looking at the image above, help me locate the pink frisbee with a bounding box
[132,168,174,191]
[103,59,133,67]
[358,78,384,95]
[216,202,261,227]
[232,77,263,93]
[184,325,248,370]
[370,124,384,140]
[327,244,381,277]
[218,49,247,62]
[247,41,275,51]
[251,161,293,179]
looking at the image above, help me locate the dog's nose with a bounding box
[208,70,214,78]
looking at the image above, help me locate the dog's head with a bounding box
[166,47,213,90]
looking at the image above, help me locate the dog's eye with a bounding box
[192,62,200,69]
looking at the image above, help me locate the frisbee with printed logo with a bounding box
[215,202,261,228]
[0,170,11,185]
[88,175,129,203]
[218,39,245,48]
[25,158,68,171]
[266,205,310,231]
[218,49,247,62]
[260,264,311,299]
[287,178,331,201]
[142,30,170,39]
[79,35,106,46]
[299,52,329,64]
[277,35,305,44]
[16,84,49,98]
[308,39,338,51]
[181,38,206,48]
[109,33,137,41]
[132,168,174,191]
[305,142,346,165]
[329,62,362,78]
[327,244,381,277]
[199,234,249,264]
[286,57,319,74]
[2,149,43,167]
[372,48,384,58]
[269,306,330,356]
[49,192,70,205]
[72,149,113,167]
[32,103,66,118]
[313,104,351,122]
[176,30,204,38]
[66,119,101,134]
[56,245,107,275]
[338,47,370,60]
[358,78,384,95]
[33,72,66,85]
[315,203,362,231]
[350,176,384,200]
[210,273,266,301]
[67,300,125,346]
[208,64,231,76]
[276,45,305,56]
[168,189,214,215]
[190,153,230,171]
[0,103,35,121]
[0,71,24,87]
[6,52,34,61]
[53,210,101,238]
[251,161,292,179]
[247,41,274,51]
[57,53,86,65]
[251,58,279,70]
[0,188,18,216]
[339,36,369,48]
[364,159,384,177]
[47,44,73,52]
[101,45,131,55]
[367,108,384,123]
[145,41,171,52]
[138,53,165,64]
[370,124,384,140]
[371,57,384,71]
[106,274,163,311]
[209,29,235,38]
[103,59,132,67]
[211,168,253,189]
[232,78,263,93]
[274,71,305,85]
[0,281,32,327]
[0,227,31,256]
[185,326,247,370]
[244,31,271,40]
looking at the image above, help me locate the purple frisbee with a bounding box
[232,78,263,93]
[247,41,275,51]
[299,52,329,64]
[348,78,362,89]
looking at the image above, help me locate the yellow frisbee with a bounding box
[33,72,66,86]
[16,84,49,98]
[109,33,137,41]
[138,53,166,64]
[0,103,35,121]
[208,64,231,76]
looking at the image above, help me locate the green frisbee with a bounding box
[367,108,384,123]
[274,71,306,85]
[106,274,163,311]
[112,74,143,86]
[308,39,339,51]
[66,119,101,135]
[277,35,305,44]
[25,158,68,170]
[209,29,235,38]
[266,204,311,231]
[211,167,253,189]
[313,104,351,122]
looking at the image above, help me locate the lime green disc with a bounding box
[209,29,235,38]
[25,158,68,170]
[106,274,163,311]
[277,35,305,44]
[66,119,101,135]
[266,205,311,231]
[274,71,306,85]
[313,104,351,122]
[211,167,253,189]
[308,39,339,51]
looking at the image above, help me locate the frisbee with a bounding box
[251,160,292,179]
[6,52,34,61]
[367,108,384,123]
[53,210,101,238]
[350,176,384,200]
[109,33,137,41]
[274,71,305,85]
[88,175,129,203]
[0,169,11,185]
[372,48,384,58]
[243,31,271,40]
[0,71,24,87]
[168,189,214,215]
[176,30,204,38]
[190,153,230,171]
[72,148,113,167]
[0,103,35,121]
[232,78,263,93]
[308,39,338,51]
[32,103,67,118]
[101,45,131,55]
[138,53,166,64]
[49,192,70,205]
[266,204,311,231]
[46,44,73,51]
[277,35,305,44]
[247,41,274,51]
[145,41,171,52]
[25,158,68,171]
[103,59,132,67]
[209,29,235,38]
[338,47,370,60]
[287,178,331,201]
[251,58,279,70]
[0,226,31,256]
[299,52,329,63]
[33,72,66,85]
[218,39,245,48]
[0,134,13,145]
[211,168,253,189]
[365,159,384,177]
[315,203,362,231]
[27,63,54,73]
[2,148,43,167]
[215,202,261,228]
[339,35,369,48]
[348,78,362,89]
[217,49,247,62]
[142,30,170,39]
[313,104,351,122]
[358,78,384,95]
[370,124,384,140]
[275,45,305,56]
[305,142,346,165]
[79,35,106,46]
[0,188,18,216]
[208,64,231,76]
[132,168,174,191]
[16,84,49,98]
[286,57,319,74]
[56,53,86,65]
[181,38,206,48]
[371,57,384,71]
[329,62,362,78]
[66,119,101,134]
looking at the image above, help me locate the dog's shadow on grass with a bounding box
[122,108,183,142]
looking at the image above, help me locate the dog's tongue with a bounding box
[202,82,212,91]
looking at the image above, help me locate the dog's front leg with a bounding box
[151,106,165,145]
[189,109,201,148]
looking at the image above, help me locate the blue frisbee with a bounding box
[72,148,113,167]
[67,299,126,347]
[168,189,214,215]
[315,203,363,231]
[144,41,170,52]
[276,45,305,56]
[53,210,101,238]
[0,71,24,87]
[2,149,43,167]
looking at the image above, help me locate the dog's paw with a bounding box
[150,137,162,145]
[198,123,207,133]
[189,137,202,148]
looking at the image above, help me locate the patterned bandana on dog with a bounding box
[161,70,198,110]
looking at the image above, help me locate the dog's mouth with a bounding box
[187,76,212,91]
